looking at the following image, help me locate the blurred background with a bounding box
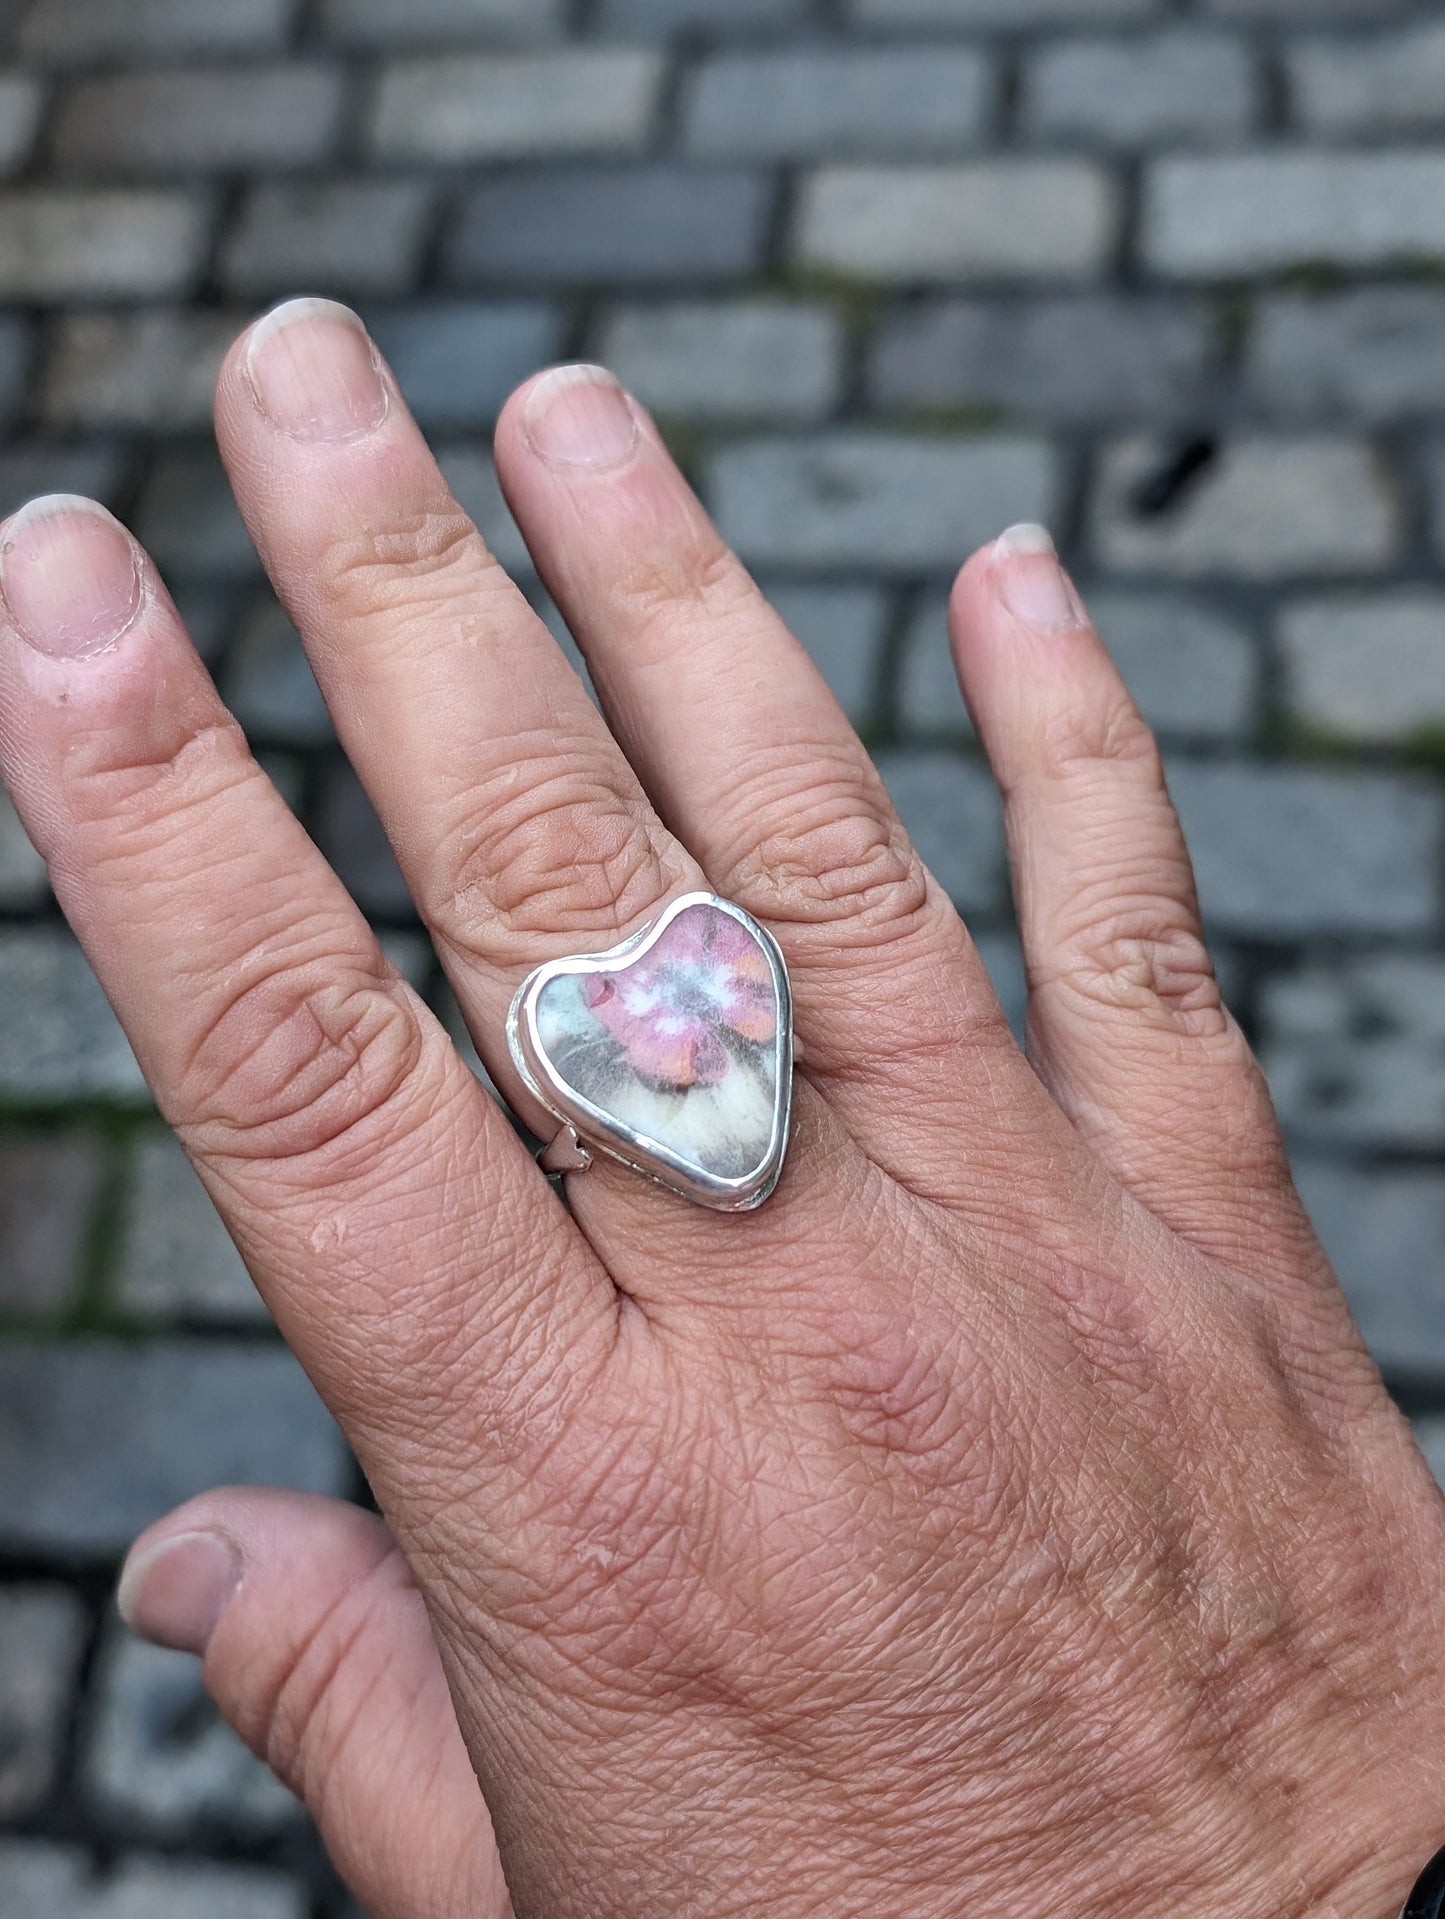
[1,0,1443,1912]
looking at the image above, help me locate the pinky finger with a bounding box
[120,1490,511,1919]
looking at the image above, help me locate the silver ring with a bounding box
[507,893,793,1213]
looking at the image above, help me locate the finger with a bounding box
[0,494,611,1486]
[211,303,701,1147]
[951,525,1323,1277]
[493,365,1063,1203]
[119,1491,510,1919]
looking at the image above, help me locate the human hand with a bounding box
[2,299,1442,1919]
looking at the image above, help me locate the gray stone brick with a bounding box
[134,446,258,584]
[85,1629,297,1838]
[0,1342,350,1555]
[1023,31,1258,147]
[869,295,1215,422]
[324,0,563,39]
[317,765,412,918]
[1288,22,1445,137]
[41,310,238,432]
[1294,1159,1445,1374]
[1247,289,1445,423]
[872,748,1004,914]
[0,314,31,427]
[0,1588,86,1815]
[0,931,144,1101]
[974,929,1027,1037]
[1166,760,1441,938]
[0,788,47,907]
[849,0,1157,21]
[0,1136,102,1314]
[223,599,332,748]
[764,583,890,725]
[1206,0,1414,13]
[1278,593,1445,745]
[683,48,993,161]
[20,0,296,61]
[1417,1420,1445,1488]
[598,0,808,27]
[1091,438,1399,579]
[596,301,843,422]
[448,167,771,287]
[0,1845,308,1919]
[222,179,433,300]
[900,586,1259,741]
[711,435,1055,574]
[54,67,344,176]
[797,162,1118,283]
[371,52,664,162]
[1262,956,1445,1151]
[1144,152,1445,278]
[0,190,209,300]
[116,1133,265,1326]
[370,300,564,427]
[0,441,124,518]
[0,75,42,176]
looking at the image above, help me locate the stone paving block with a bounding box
[1022,31,1260,147]
[0,787,47,907]
[134,446,258,584]
[0,930,144,1100]
[222,179,434,300]
[1294,1159,1445,1374]
[0,440,123,518]
[116,1133,265,1326]
[0,1341,350,1555]
[764,582,890,725]
[0,1587,87,1815]
[369,301,565,427]
[596,301,843,422]
[1165,760,1442,938]
[1207,0,1414,13]
[900,586,1259,741]
[1278,593,1445,744]
[1246,289,1445,422]
[53,67,345,176]
[1261,955,1445,1151]
[683,48,993,160]
[1091,437,1399,579]
[41,310,239,432]
[448,167,772,287]
[317,764,413,918]
[1144,152,1445,278]
[0,1134,101,1313]
[973,929,1027,1038]
[871,748,1004,914]
[0,190,209,300]
[324,0,563,38]
[709,434,1056,573]
[19,0,297,61]
[0,75,42,177]
[371,51,664,162]
[797,162,1118,283]
[85,1628,298,1838]
[1288,21,1445,137]
[0,1844,308,1919]
[0,314,31,427]
[869,295,1215,422]
[223,598,333,747]
[849,0,1159,20]
[1417,1420,1445,1488]
[598,0,809,26]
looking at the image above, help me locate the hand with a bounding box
[2,300,1442,1919]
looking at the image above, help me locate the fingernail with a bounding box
[524,364,640,470]
[117,1531,242,1655]
[246,297,389,444]
[0,495,143,660]
[994,522,1087,633]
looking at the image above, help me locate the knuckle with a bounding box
[1043,906,1228,1040]
[609,517,757,656]
[175,944,436,1178]
[315,498,505,638]
[424,742,680,960]
[1037,689,1163,789]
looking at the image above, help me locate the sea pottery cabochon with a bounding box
[508,894,793,1211]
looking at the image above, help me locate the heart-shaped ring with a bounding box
[507,893,793,1212]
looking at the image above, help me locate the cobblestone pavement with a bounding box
[1,0,1444,1911]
